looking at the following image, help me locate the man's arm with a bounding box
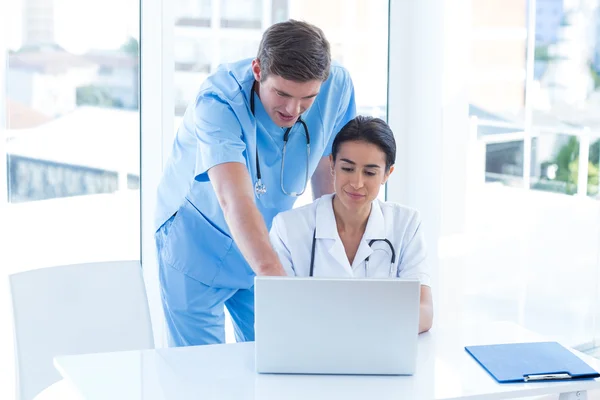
[208,162,286,276]
[310,156,335,200]
[419,285,433,333]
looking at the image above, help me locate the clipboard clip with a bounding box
[524,373,572,381]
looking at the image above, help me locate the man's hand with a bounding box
[257,266,288,277]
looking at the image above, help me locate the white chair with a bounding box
[9,260,154,400]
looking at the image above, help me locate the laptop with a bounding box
[254,277,421,375]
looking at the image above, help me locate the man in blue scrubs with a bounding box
[155,19,356,346]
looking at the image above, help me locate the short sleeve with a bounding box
[323,72,357,157]
[397,213,431,287]
[269,214,296,276]
[193,93,248,182]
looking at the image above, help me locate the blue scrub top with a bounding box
[155,58,356,289]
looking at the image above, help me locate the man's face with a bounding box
[252,59,322,128]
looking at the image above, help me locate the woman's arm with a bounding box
[395,210,433,333]
[419,285,433,333]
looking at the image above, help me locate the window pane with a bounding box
[530,130,600,197]
[469,0,528,120]
[460,0,600,349]
[221,0,262,28]
[531,0,600,132]
[589,134,600,197]
[219,38,261,63]
[463,181,600,346]
[173,0,388,118]
[485,140,525,186]
[531,132,579,194]
[175,0,212,27]
[171,0,389,340]
[272,0,289,23]
[469,0,529,191]
[2,0,140,397]
[290,0,389,121]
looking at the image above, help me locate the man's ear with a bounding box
[251,59,262,82]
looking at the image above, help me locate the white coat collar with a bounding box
[315,193,386,240]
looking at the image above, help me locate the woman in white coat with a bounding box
[269,116,433,333]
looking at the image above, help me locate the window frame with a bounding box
[140,0,175,347]
[0,3,7,207]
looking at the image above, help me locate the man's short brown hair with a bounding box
[256,20,331,82]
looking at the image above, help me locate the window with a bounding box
[98,66,114,76]
[171,0,389,341]
[221,0,262,28]
[462,0,600,349]
[175,0,212,27]
[1,0,140,397]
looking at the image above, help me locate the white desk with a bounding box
[54,322,600,400]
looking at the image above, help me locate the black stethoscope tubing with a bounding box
[309,228,397,277]
[250,81,310,197]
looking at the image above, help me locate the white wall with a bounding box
[387,0,474,322]
[387,0,445,297]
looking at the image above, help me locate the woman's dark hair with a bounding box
[257,20,331,82]
[331,116,396,171]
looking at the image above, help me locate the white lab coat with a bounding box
[269,193,431,285]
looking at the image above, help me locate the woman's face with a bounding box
[330,140,394,212]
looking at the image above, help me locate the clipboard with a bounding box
[465,342,600,383]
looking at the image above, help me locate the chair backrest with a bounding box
[9,260,154,400]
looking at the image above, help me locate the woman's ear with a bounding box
[329,154,335,176]
[382,165,395,185]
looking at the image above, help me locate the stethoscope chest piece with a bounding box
[255,179,267,198]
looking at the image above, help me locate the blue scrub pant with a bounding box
[155,214,255,347]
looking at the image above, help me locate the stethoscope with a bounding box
[309,228,397,277]
[250,82,311,198]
